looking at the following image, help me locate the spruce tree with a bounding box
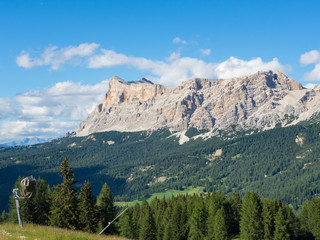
[49,157,79,230]
[206,191,225,239]
[118,207,134,239]
[20,178,51,225]
[239,192,264,240]
[96,182,117,234]
[139,201,156,240]
[214,207,228,240]
[188,197,207,240]
[78,180,98,233]
[274,207,290,240]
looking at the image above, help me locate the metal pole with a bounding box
[13,189,23,228]
[99,207,128,235]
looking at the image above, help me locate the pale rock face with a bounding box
[73,70,320,137]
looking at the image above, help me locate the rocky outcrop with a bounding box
[73,70,320,137]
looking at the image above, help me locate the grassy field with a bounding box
[116,186,204,206]
[0,222,129,240]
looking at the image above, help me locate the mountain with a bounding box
[73,70,320,138]
[2,71,320,212]
[1,137,49,147]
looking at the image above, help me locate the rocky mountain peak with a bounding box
[95,76,167,112]
[74,71,316,137]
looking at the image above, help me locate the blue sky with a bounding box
[0,0,320,143]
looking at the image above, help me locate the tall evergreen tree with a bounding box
[78,180,98,233]
[274,207,290,240]
[240,192,264,240]
[188,197,207,240]
[139,201,156,240]
[262,199,277,240]
[214,207,228,240]
[96,182,117,234]
[49,157,79,230]
[20,178,51,225]
[206,191,225,239]
[118,207,135,239]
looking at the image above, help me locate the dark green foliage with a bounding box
[0,210,6,222]
[274,207,290,240]
[188,197,207,240]
[118,207,135,239]
[50,157,79,230]
[206,191,226,239]
[78,180,98,233]
[96,182,117,234]
[262,199,277,240]
[240,192,264,240]
[139,201,156,240]
[2,124,320,211]
[214,207,228,240]
[300,198,320,239]
[21,178,51,224]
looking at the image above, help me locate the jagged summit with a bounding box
[73,70,320,137]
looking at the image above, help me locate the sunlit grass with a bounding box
[0,222,130,240]
[116,186,205,206]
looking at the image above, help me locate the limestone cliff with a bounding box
[73,70,320,137]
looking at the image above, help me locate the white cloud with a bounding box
[200,48,211,56]
[16,43,100,70]
[0,79,108,144]
[88,49,290,86]
[172,37,187,45]
[300,50,320,65]
[0,98,16,119]
[215,57,289,79]
[300,50,320,81]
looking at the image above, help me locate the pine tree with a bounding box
[139,201,156,240]
[78,180,98,233]
[214,207,228,240]
[188,197,207,240]
[20,178,51,225]
[206,191,225,239]
[262,199,277,240]
[96,182,117,234]
[118,207,135,239]
[274,207,290,240]
[49,157,79,230]
[239,192,264,240]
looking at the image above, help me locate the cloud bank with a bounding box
[9,42,293,144]
[16,43,99,70]
[300,50,320,81]
[0,80,108,144]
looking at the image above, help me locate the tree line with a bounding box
[2,157,117,234]
[1,157,320,239]
[118,192,320,240]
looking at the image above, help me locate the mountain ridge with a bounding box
[73,70,320,137]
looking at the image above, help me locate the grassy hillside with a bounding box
[1,122,320,211]
[0,222,129,240]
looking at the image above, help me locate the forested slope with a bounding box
[1,120,320,211]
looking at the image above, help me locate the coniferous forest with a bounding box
[1,157,320,239]
[1,120,320,212]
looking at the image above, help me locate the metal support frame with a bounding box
[12,188,23,228]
